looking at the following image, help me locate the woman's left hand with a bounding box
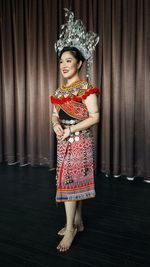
[60,128,70,141]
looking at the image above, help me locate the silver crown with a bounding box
[55,8,99,80]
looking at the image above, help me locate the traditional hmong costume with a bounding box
[50,80,99,202]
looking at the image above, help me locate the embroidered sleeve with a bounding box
[77,83,99,101]
[50,89,59,104]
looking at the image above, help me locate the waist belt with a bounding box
[60,119,80,125]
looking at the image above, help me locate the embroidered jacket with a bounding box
[50,80,99,120]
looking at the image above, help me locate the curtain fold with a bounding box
[0,0,150,179]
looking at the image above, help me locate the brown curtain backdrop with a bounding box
[0,0,150,179]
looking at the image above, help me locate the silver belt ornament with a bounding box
[61,119,91,143]
[69,132,80,143]
[60,119,79,125]
[60,119,80,142]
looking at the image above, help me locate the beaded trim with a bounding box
[60,80,87,91]
[51,87,99,104]
[55,80,88,98]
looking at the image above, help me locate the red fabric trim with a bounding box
[50,87,99,104]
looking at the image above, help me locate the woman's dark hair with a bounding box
[59,47,85,70]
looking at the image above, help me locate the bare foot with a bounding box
[58,222,84,236]
[57,227,77,252]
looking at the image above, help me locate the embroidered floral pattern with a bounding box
[56,129,95,202]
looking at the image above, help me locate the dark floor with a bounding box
[0,164,150,267]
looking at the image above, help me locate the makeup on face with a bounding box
[60,51,79,79]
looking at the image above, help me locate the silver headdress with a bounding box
[55,8,99,81]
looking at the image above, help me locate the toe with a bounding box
[61,246,65,252]
[58,246,62,252]
[57,242,62,250]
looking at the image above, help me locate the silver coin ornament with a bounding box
[75,136,79,142]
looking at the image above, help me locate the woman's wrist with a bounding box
[68,126,71,135]
[69,126,73,134]
[52,122,60,128]
[70,126,73,133]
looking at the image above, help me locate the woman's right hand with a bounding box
[53,123,64,138]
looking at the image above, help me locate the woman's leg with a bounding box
[65,201,77,230]
[74,201,84,227]
[58,201,84,235]
[57,201,77,251]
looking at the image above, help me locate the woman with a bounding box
[51,46,99,252]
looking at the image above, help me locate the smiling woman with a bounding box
[51,47,99,252]
[59,46,85,77]
[50,8,99,253]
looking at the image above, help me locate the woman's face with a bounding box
[60,51,81,79]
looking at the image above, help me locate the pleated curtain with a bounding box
[0,0,150,180]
